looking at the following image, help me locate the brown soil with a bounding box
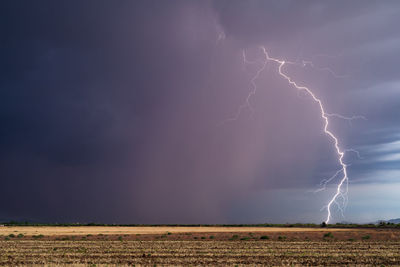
[1,239,400,266]
[1,227,400,265]
[1,226,399,241]
[0,226,361,236]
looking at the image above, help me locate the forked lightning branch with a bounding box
[227,46,364,223]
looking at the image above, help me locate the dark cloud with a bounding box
[0,0,399,223]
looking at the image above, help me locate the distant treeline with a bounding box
[1,221,400,228]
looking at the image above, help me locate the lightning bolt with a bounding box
[261,47,349,223]
[227,46,364,223]
[221,50,268,123]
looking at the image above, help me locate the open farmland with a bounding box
[0,226,367,236]
[1,226,400,265]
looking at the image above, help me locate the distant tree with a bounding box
[320,222,327,227]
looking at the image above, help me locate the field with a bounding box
[1,226,400,266]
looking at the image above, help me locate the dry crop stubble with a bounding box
[0,226,400,265]
[0,240,400,265]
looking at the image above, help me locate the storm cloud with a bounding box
[0,0,399,224]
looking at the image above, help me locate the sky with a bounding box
[0,0,399,224]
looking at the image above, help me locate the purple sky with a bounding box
[0,1,399,224]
